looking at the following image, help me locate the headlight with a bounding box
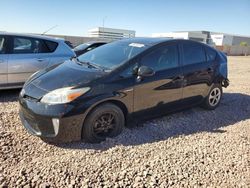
[40,87,90,104]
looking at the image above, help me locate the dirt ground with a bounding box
[0,56,250,187]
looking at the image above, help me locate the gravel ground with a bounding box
[0,56,250,187]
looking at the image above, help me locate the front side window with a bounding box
[183,42,206,65]
[119,63,138,78]
[0,36,6,54]
[13,37,52,54]
[140,44,179,72]
[77,41,149,70]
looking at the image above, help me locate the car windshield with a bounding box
[74,43,91,51]
[77,41,149,70]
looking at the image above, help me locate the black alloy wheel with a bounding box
[82,103,125,143]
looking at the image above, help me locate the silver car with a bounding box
[0,32,75,89]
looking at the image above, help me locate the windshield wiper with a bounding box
[75,58,110,71]
[73,57,99,69]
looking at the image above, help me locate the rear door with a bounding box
[181,41,215,105]
[0,35,8,86]
[8,36,51,85]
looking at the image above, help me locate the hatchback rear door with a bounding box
[8,36,51,85]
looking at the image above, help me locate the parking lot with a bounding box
[0,56,249,187]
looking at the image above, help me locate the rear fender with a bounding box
[218,51,228,78]
[217,51,229,87]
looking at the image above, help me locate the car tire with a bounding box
[202,84,223,110]
[82,103,125,143]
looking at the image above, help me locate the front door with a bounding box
[133,43,183,118]
[0,35,8,86]
[8,36,50,85]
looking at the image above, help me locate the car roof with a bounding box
[118,37,172,46]
[118,37,217,50]
[74,41,107,47]
[0,31,64,42]
[85,41,108,44]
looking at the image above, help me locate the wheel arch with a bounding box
[80,99,129,136]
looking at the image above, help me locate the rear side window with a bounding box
[0,36,6,54]
[205,47,217,62]
[44,40,58,52]
[140,44,179,72]
[12,37,55,54]
[183,42,206,65]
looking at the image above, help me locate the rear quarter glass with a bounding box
[44,40,58,52]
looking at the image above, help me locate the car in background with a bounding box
[19,38,229,143]
[74,41,107,56]
[0,32,75,90]
[64,40,74,49]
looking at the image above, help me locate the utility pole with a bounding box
[101,16,107,39]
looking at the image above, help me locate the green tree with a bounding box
[240,42,248,56]
[240,41,248,47]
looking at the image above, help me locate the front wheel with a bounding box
[202,84,222,110]
[82,103,125,143]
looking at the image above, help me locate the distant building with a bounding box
[88,27,136,40]
[152,31,250,55]
[152,31,207,43]
[211,33,250,46]
[152,31,250,47]
[152,31,215,45]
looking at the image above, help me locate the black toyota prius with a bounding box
[19,38,229,143]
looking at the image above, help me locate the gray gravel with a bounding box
[0,56,250,187]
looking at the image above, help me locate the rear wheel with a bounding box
[202,84,222,110]
[82,103,125,143]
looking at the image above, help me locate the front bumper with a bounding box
[19,96,86,143]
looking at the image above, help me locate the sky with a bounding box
[1,0,250,37]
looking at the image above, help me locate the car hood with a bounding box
[23,60,107,99]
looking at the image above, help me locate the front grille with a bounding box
[20,109,40,136]
[23,94,39,102]
[21,107,40,133]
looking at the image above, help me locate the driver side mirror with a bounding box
[137,66,155,77]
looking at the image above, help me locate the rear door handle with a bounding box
[207,68,214,73]
[173,75,184,81]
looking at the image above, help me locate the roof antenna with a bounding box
[42,25,58,35]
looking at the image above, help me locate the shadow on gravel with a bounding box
[56,92,250,151]
[1,90,249,150]
[0,89,21,102]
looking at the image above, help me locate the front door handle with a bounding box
[37,58,45,62]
